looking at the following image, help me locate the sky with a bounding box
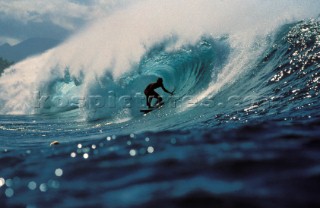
[1,0,319,46]
[0,0,132,45]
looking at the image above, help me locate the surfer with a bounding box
[144,78,173,108]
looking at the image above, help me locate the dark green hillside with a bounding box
[0,57,13,75]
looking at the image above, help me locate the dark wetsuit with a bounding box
[144,82,171,108]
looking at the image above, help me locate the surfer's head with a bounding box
[157,78,163,83]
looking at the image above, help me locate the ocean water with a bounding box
[1,1,320,207]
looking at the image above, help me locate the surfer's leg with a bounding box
[147,91,158,107]
[145,90,151,108]
[146,95,149,107]
[157,97,163,105]
[154,93,162,105]
[147,96,153,108]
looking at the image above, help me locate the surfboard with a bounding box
[140,102,164,114]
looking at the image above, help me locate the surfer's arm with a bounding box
[161,85,173,95]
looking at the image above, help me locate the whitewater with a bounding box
[1,0,320,207]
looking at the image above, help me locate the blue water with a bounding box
[1,3,320,207]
